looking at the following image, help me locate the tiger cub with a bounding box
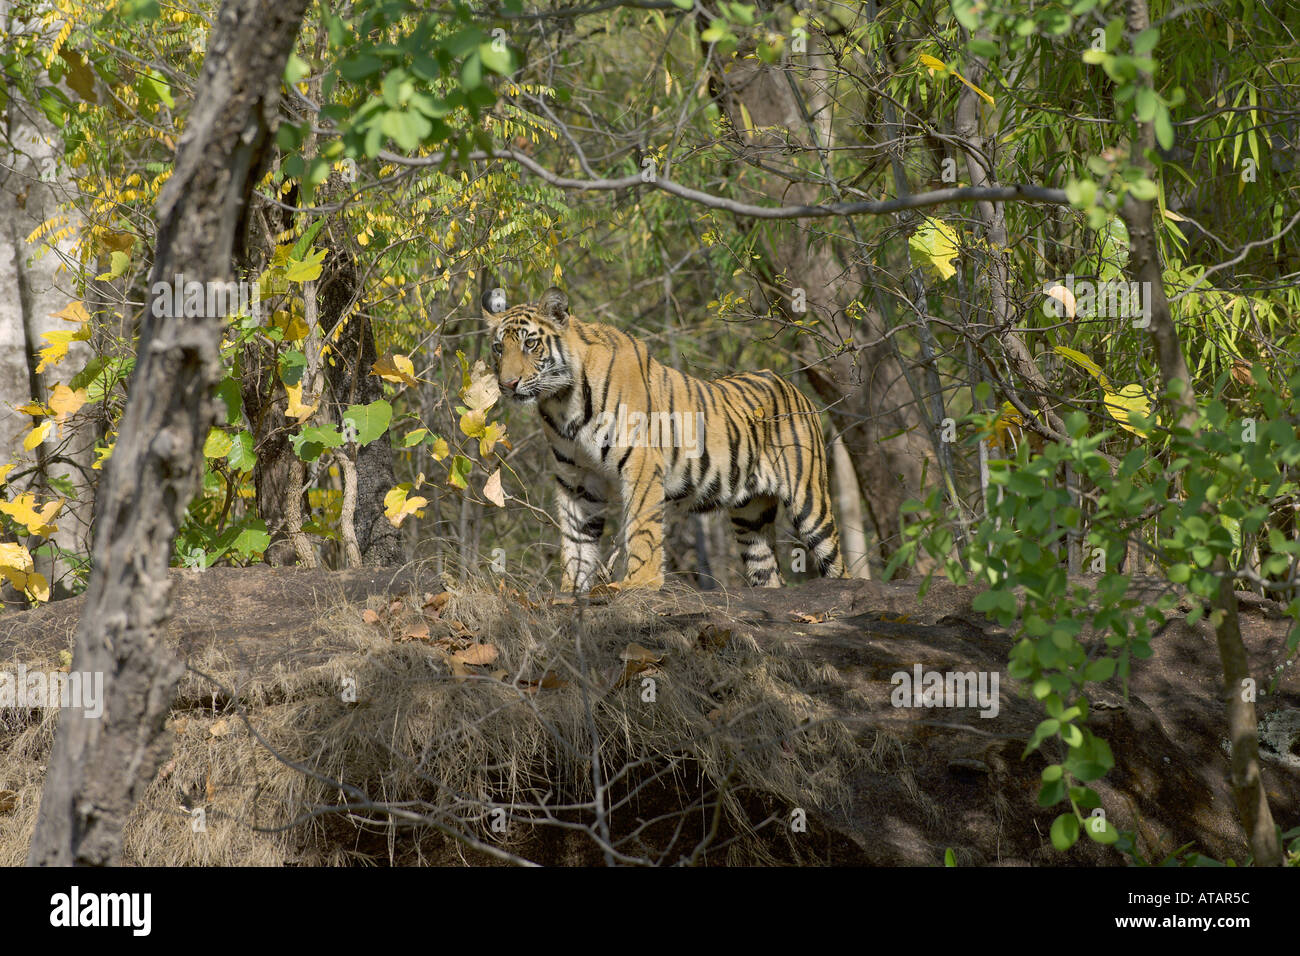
[483,287,846,592]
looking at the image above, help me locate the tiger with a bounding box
[483,286,846,592]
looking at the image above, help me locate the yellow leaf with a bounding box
[285,247,327,283]
[0,542,34,573]
[271,309,309,342]
[1104,384,1157,436]
[478,421,506,457]
[0,464,13,487]
[21,571,49,602]
[383,485,426,527]
[24,421,52,450]
[15,402,48,416]
[48,384,87,423]
[1053,346,1112,390]
[988,401,1026,451]
[460,409,487,439]
[908,217,959,280]
[430,437,450,461]
[284,382,318,421]
[483,469,505,507]
[0,493,63,536]
[372,353,418,386]
[50,301,90,324]
[36,331,76,373]
[918,53,948,72]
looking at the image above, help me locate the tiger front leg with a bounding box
[555,467,607,594]
[615,449,666,590]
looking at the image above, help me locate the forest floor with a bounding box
[0,565,1296,866]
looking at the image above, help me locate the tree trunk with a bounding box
[0,1,95,596]
[319,244,402,566]
[27,0,310,866]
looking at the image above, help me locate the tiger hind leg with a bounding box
[784,456,846,579]
[729,496,783,587]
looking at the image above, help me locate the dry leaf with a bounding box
[362,608,381,625]
[482,468,506,507]
[520,670,568,693]
[0,790,17,814]
[452,643,499,666]
[401,622,430,642]
[209,719,230,738]
[423,592,451,616]
[697,625,731,651]
[620,642,664,664]
[791,611,827,624]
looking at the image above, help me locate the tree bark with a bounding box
[27,0,310,866]
[319,244,402,566]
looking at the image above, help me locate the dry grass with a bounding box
[1,573,864,866]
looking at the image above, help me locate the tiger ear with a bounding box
[539,287,569,326]
[482,288,508,329]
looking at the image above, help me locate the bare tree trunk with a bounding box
[830,437,870,579]
[0,0,95,595]
[27,0,310,866]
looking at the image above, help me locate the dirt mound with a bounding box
[1,567,1296,865]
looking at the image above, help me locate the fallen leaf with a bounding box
[209,718,231,738]
[423,591,451,616]
[362,608,381,624]
[620,642,664,664]
[452,643,499,666]
[0,790,17,814]
[697,625,731,651]
[401,622,430,642]
[791,612,827,624]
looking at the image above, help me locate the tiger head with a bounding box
[482,287,574,404]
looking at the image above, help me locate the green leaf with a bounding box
[227,430,257,472]
[381,108,433,151]
[342,400,393,446]
[1050,813,1080,851]
[460,51,483,90]
[215,376,243,425]
[479,41,514,76]
[448,454,473,490]
[1154,105,1174,150]
[232,523,271,560]
[284,52,310,86]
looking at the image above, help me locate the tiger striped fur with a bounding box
[483,287,846,592]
